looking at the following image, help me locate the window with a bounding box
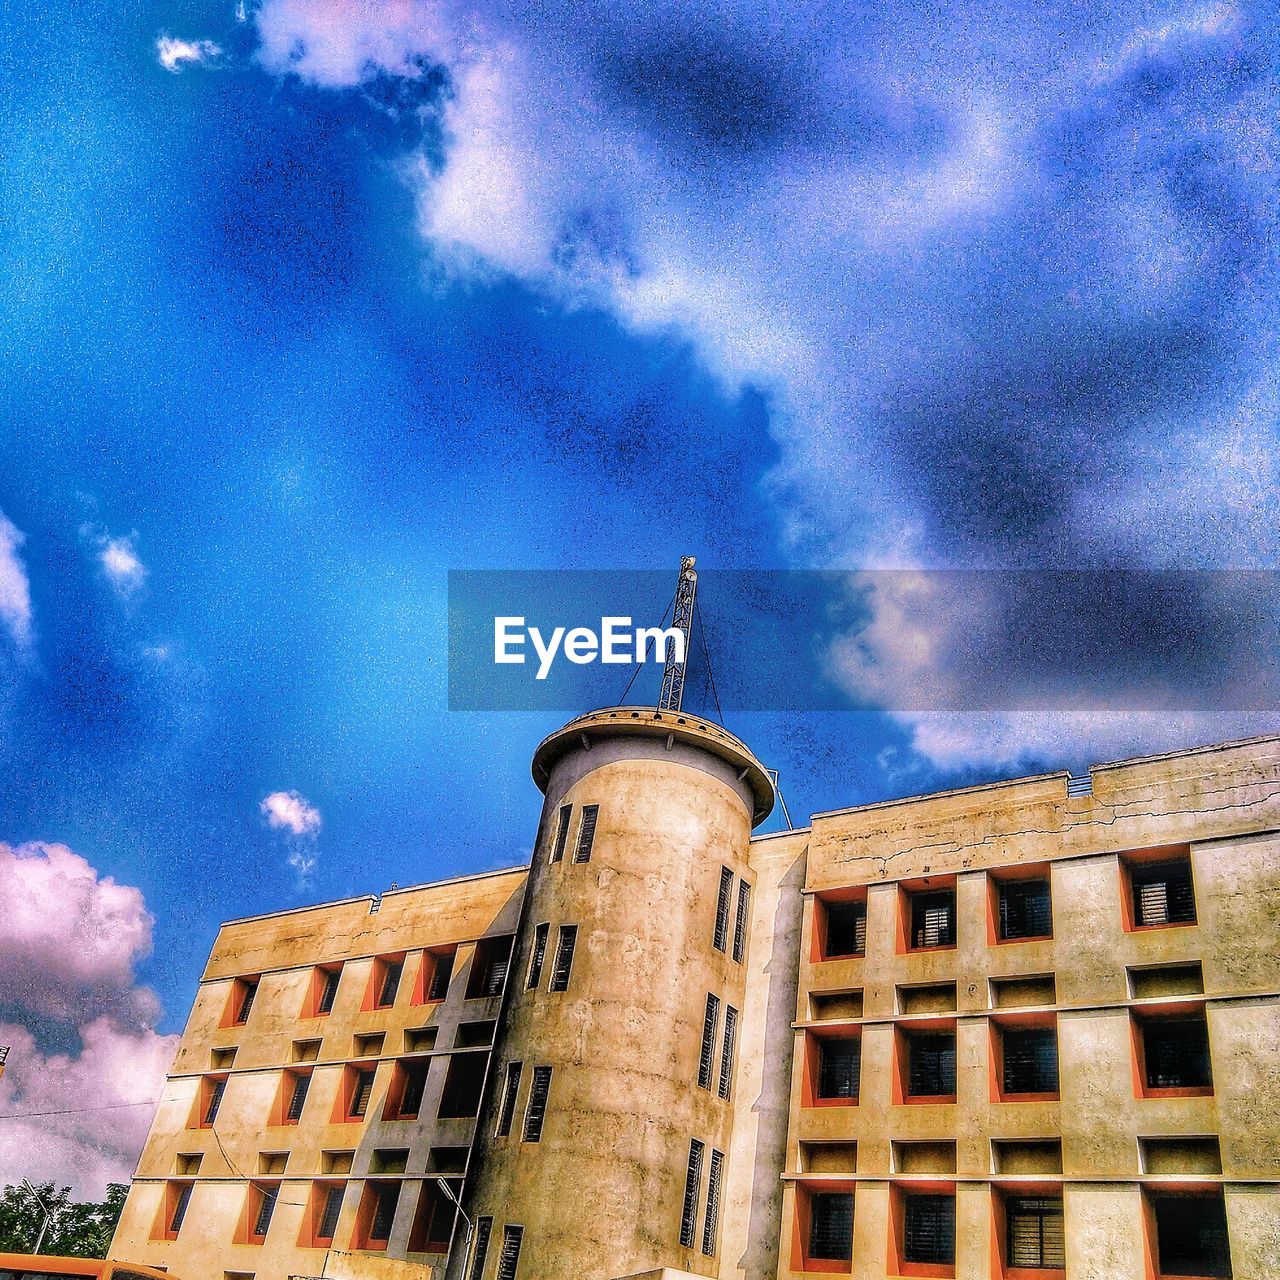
[997,878,1053,941]
[377,960,403,1008]
[698,994,721,1089]
[226,977,259,1027]
[713,868,734,952]
[903,1193,955,1266]
[573,804,598,862]
[825,899,867,958]
[386,1060,429,1120]
[527,924,549,989]
[1137,1012,1213,1093]
[522,1065,552,1141]
[701,1149,723,1256]
[549,804,571,863]
[549,926,577,992]
[999,1026,1059,1097]
[717,1006,738,1101]
[817,1036,860,1102]
[423,948,455,1003]
[1149,1192,1232,1278]
[680,1139,704,1248]
[345,1067,376,1120]
[732,880,751,962]
[315,1184,344,1243]
[496,1225,524,1280]
[1005,1195,1065,1271]
[169,1184,192,1235]
[809,1192,854,1262]
[1129,857,1197,928]
[249,1184,277,1242]
[904,1030,956,1100]
[315,966,341,1016]
[467,936,513,998]
[200,1076,227,1127]
[438,1055,485,1118]
[358,1181,401,1248]
[284,1070,310,1123]
[408,1182,455,1254]
[496,1061,522,1137]
[469,1217,493,1280]
[910,890,955,949]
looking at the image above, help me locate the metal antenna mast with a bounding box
[658,556,698,712]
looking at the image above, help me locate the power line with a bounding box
[0,1099,160,1120]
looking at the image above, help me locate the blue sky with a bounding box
[0,0,1277,1190]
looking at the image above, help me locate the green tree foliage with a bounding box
[0,1183,127,1258]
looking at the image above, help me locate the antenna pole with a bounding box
[658,557,698,712]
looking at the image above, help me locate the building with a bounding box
[111,708,1280,1280]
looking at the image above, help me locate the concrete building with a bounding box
[112,710,1280,1280]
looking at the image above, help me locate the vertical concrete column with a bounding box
[462,708,773,1280]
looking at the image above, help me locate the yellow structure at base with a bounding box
[112,712,1280,1280]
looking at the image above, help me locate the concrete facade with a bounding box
[112,713,1280,1280]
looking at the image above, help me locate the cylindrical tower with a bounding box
[461,706,773,1280]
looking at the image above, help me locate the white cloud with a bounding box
[80,523,148,598]
[261,791,322,883]
[155,34,221,73]
[0,511,34,651]
[0,842,178,1197]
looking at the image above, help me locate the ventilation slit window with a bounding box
[317,968,341,1015]
[204,1078,226,1125]
[378,961,403,1008]
[732,881,751,963]
[469,1217,493,1280]
[427,951,454,1002]
[713,868,733,952]
[286,1072,310,1122]
[701,1149,724,1256]
[573,805,598,862]
[495,1224,523,1280]
[169,1185,193,1234]
[253,1186,276,1238]
[679,1139,704,1248]
[496,1062,522,1138]
[698,994,721,1089]
[717,1006,738,1101]
[350,1068,376,1118]
[549,926,578,993]
[318,1186,344,1241]
[549,805,571,864]
[526,924,549,990]
[522,1066,552,1142]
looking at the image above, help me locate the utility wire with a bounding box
[619,584,676,703]
[696,599,724,724]
[0,1099,159,1120]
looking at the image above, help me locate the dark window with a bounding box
[317,968,341,1014]
[496,1061,522,1137]
[469,1217,493,1280]
[468,937,513,998]
[826,900,867,958]
[438,1056,485,1118]
[701,1149,723,1256]
[713,868,733,952]
[680,1139,704,1248]
[496,1224,523,1280]
[998,879,1053,940]
[550,805,571,864]
[1006,1196,1065,1270]
[415,1184,455,1252]
[549,926,577,993]
[397,1061,428,1118]
[817,1037,860,1100]
[1142,1015,1213,1090]
[286,1072,310,1121]
[204,1078,226,1125]
[169,1185,192,1234]
[732,881,751,963]
[377,961,402,1008]
[717,1006,738,1101]
[573,805,598,862]
[253,1186,276,1238]
[698,994,720,1089]
[1152,1193,1232,1277]
[369,1183,400,1242]
[906,1032,956,1098]
[350,1068,376,1118]
[1002,1027,1059,1095]
[427,951,454,1002]
[318,1186,344,1241]
[234,979,258,1025]
[904,1193,955,1265]
[910,891,955,948]
[809,1192,854,1262]
[526,924,549,989]
[1132,859,1197,927]
[523,1065,552,1141]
